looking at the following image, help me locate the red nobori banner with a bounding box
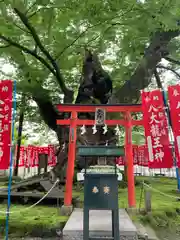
[132,145,139,165]
[38,146,49,155]
[138,145,148,167]
[19,146,26,167]
[26,145,38,168]
[25,145,33,168]
[116,156,125,166]
[168,84,180,167]
[32,146,39,167]
[0,80,13,169]
[14,146,26,167]
[48,144,56,166]
[24,145,56,168]
[141,90,173,168]
[116,145,147,166]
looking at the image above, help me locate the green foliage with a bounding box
[0,0,180,133]
[0,204,68,238]
[14,127,27,145]
[0,1,179,90]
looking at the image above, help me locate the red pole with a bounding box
[64,111,77,206]
[125,111,136,208]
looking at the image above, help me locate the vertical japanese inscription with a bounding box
[0,80,13,169]
[168,85,180,167]
[95,108,106,126]
[142,90,173,168]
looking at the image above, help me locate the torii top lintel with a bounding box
[56,104,142,113]
[56,104,143,126]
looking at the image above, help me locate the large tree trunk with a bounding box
[14,94,25,176]
[50,49,116,180]
[111,30,179,103]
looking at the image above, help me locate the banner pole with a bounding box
[161,89,180,190]
[5,80,17,240]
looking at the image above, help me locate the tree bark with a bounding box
[154,69,163,88]
[111,30,179,104]
[14,94,26,176]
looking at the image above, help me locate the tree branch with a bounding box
[73,34,100,50]
[25,0,38,15]
[55,5,135,59]
[13,22,30,34]
[33,95,59,132]
[0,34,56,75]
[14,7,72,97]
[157,64,180,79]
[111,29,180,103]
[56,28,91,59]
[0,44,11,48]
[154,68,163,88]
[27,5,71,18]
[164,56,180,65]
[32,89,69,145]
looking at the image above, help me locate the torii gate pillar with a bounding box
[125,112,136,208]
[65,111,77,206]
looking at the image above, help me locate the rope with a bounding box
[0,179,59,214]
[143,182,180,200]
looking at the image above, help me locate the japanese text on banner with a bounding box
[20,145,57,168]
[138,145,148,167]
[116,145,147,166]
[0,80,13,170]
[168,85,180,167]
[141,90,173,168]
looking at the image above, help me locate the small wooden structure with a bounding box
[0,175,64,201]
[0,153,63,202]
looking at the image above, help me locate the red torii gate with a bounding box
[57,104,143,209]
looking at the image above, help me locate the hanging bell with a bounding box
[102,124,108,134]
[92,124,97,134]
[80,125,86,135]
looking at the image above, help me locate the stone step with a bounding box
[89,237,114,240]
[63,208,138,240]
[134,223,159,240]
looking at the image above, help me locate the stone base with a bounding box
[126,207,138,215]
[134,222,159,240]
[63,208,138,240]
[60,205,73,216]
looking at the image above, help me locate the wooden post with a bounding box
[144,190,151,213]
[64,111,77,206]
[14,94,25,176]
[125,112,136,208]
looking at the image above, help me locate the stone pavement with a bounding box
[63,208,138,240]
